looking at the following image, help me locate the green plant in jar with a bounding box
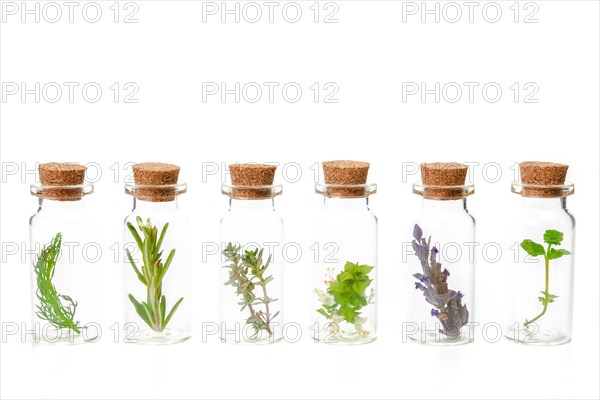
[520,229,572,328]
[126,217,184,332]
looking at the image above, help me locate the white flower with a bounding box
[314,288,335,306]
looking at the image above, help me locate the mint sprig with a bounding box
[520,229,571,328]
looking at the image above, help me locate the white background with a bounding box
[1,1,599,399]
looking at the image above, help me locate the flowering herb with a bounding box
[34,233,83,334]
[126,217,184,332]
[411,224,469,339]
[520,229,571,328]
[315,261,375,336]
[222,243,279,339]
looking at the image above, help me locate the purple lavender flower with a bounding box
[413,224,423,241]
[410,225,469,339]
[430,246,438,265]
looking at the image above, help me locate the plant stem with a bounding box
[259,282,273,335]
[525,244,551,328]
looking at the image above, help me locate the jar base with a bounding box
[505,327,571,346]
[312,335,377,345]
[311,327,377,345]
[220,335,283,345]
[34,329,97,345]
[128,328,191,345]
[407,334,472,346]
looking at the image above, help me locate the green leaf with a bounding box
[317,308,331,319]
[126,249,146,285]
[520,239,545,257]
[157,249,176,284]
[159,295,166,325]
[548,248,572,260]
[157,223,169,251]
[128,294,153,329]
[163,297,184,327]
[127,222,144,250]
[543,230,564,245]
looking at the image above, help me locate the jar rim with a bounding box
[30,182,94,199]
[511,181,574,197]
[125,182,187,197]
[315,182,377,198]
[221,183,283,199]
[412,181,475,199]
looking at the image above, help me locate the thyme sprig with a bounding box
[34,233,83,334]
[222,243,279,339]
[127,216,184,332]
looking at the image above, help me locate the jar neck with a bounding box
[521,196,567,210]
[323,196,370,210]
[132,197,179,212]
[38,197,86,211]
[229,198,276,211]
[421,198,467,211]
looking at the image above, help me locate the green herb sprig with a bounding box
[520,229,572,328]
[34,233,83,334]
[222,243,279,339]
[127,217,184,332]
[317,261,374,324]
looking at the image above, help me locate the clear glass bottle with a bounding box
[406,162,475,346]
[505,162,575,345]
[123,163,191,345]
[219,164,283,345]
[311,161,377,345]
[29,163,99,344]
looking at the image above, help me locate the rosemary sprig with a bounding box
[222,243,279,339]
[127,216,184,332]
[34,233,83,334]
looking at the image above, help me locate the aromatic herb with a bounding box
[222,243,279,339]
[126,217,184,332]
[520,229,571,328]
[315,261,375,336]
[34,233,83,334]
[411,224,469,339]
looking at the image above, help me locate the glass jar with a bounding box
[30,164,99,344]
[505,165,575,345]
[406,163,475,346]
[219,180,284,345]
[311,182,378,345]
[123,177,191,345]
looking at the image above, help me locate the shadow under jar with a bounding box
[406,162,475,346]
[505,161,575,346]
[29,162,99,345]
[123,162,191,345]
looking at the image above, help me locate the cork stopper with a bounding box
[322,160,370,197]
[519,161,569,198]
[229,164,277,199]
[421,162,468,200]
[38,163,86,201]
[132,162,180,202]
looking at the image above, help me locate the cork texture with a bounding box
[421,162,468,200]
[132,162,180,202]
[38,162,86,201]
[322,160,370,197]
[229,163,277,199]
[520,161,569,198]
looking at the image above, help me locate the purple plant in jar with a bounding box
[411,224,469,339]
